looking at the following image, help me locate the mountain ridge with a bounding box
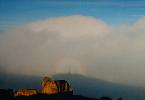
[0,73,145,100]
[53,73,145,100]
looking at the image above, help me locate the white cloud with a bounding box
[0,15,145,87]
[28,15,110,38]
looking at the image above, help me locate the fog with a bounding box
[0,15,145,87]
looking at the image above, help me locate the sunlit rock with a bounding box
[14,89,37,96]
[41,77,73,94]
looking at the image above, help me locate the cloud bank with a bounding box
[0,15,145,87]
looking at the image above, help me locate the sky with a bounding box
[1,0,145,31]
[1,0,145,87]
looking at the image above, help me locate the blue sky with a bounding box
[0,0,145,32]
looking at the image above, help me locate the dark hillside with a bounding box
[0,94,112,100]
[53,73,145,100]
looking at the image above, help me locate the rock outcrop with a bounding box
[55,80,73,94]
[41,77,73,94]
[41,79,58,94]
[1,77,73,97]
[14,89,37,96]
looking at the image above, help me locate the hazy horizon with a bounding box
[1,0,145,88]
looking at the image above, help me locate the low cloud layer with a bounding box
[0,15,145,87]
